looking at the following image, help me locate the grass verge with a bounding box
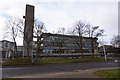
[36,57,106,64]
[94,68,120,79]
[2,57,32,66]
[2,57,111,66]
[1,78,22,80]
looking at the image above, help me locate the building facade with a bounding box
[17,46,23,57]
[99,45,120,56]
[0,40,24,60]
[0,40,15,60]
[34,33,98,57]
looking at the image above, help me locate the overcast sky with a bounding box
[0,0,119,45]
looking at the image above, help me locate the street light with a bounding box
[101,35,107,61]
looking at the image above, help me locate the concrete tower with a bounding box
[23,4,34,57]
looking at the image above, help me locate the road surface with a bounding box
[2,62,119,78]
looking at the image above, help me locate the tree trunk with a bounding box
[91,39,94,56]
[14,42,17,58]
[13,37,17,59]
[36,36,40,59]
[80,36,83,57]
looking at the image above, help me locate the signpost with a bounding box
[101,35,107,61]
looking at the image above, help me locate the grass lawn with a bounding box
[2,57,32,66]
[1,78,22,80]
[2,57,111,66]
[36,57,106,64]
[94,68,120,79]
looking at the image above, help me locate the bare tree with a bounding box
[87,25,104,56]
[54,27,66,58]
[95,29,105,38]
[34,19,47,58]
[56,27,65,34]
[111,35,120,48]
[67,20,104,57]
[4,17,47,59]
[17,18,47,58]
[69,20,89,57]
[110,35,120,60]
[4,17,24,58]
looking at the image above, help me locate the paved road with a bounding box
[2,62,119,78]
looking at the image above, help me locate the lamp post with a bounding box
[101,35,107,61]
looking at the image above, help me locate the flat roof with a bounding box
[39,33,98,40]
[0,40,14,43]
